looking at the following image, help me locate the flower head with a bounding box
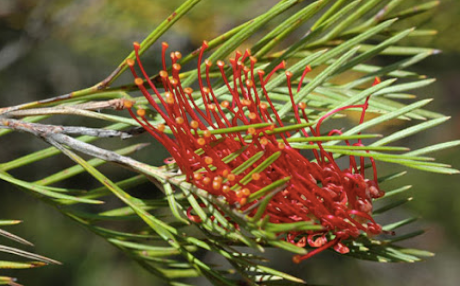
[124,41,385,262]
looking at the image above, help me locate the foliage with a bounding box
[0,220,59,286]
[0,0,458,285]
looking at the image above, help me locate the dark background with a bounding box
[0,0,459,285]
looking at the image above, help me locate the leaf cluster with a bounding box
[0,0,458,285]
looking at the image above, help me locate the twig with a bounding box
[45,133,149,162]
[1,99,127,117]
[0,118,140,139]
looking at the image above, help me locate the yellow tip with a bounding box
[197,138,206,146]
[134,78,144,86]
[190,120,199,129]
[204,156,213,165]
[137,109,146,117]
[173,63,181,71]
[184,87,193,94]
[159,70,169,78]
[292,255,302,264]
[217,60,225,67]
[123,99,134,109]
[212,181,221,190]
[126,58,135,67]
[203,130,212,138]
[203,177,211,185]
[227,173,236,181]
[221,101,229,108]
[175,117,184,124]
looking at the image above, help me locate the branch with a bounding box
[0,98,127,117]
[0,118,141,139]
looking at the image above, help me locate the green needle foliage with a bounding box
[0,220,60,286]
[0,0,458,285]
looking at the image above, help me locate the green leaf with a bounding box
[33,143,147,186]
[0,229,33,247]
[203,123,272,135]
[374,79,436,95]
[383,217,418,231]
[334,99,433,139]
[0,276,19,286]
[380,185,412,199]
[231,151,264,175]
[405,140,460,156]
[388,230,425,244]
[0,171,103,205]
[163,182,190,225]
[268,240,308,255]
[372,117,450,146]
[0,245,60,265]
[285,134,381,143]
[378,171,407,183]
[248,177,291,203]
[385,1,440,21]
[0,261,47,269]
[345,51,435,89]
[264,221,323,233]
[374,197,413,215]
[0,221,22,227]
[239,151,282,186]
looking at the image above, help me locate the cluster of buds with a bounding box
[123,41,385,263]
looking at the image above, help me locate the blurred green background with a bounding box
[0,0,459,285]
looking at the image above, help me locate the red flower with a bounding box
[123,41,385,263]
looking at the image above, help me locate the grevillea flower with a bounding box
[123,41,385,263]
